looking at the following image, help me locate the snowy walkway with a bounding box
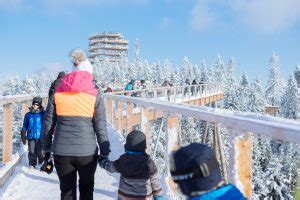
[0,126,125,200]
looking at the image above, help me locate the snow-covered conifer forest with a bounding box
[0,51,299,199]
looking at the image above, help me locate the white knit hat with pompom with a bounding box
[70,48,93,74]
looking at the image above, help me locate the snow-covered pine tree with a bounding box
[180,117,201,146]
[0,80,3,95]
[265,52,284,106]
[162,59,172,82]
[2,75,21,95]
[223,58,239,110]
[252,137,272,198]
[183,56,195,82]
[237,72,252,112]
[153,62,163,85]
[35,73,53,95]
[248,77,265,113]
[281,74,299,119]
[192,64,201,82]
[93,57,102,83]
[142,60,152,82]
[21,75,36,95]
[170,66,181,85]
[213,54,226,84]
[200,60,210,82]
[294,65,300,88]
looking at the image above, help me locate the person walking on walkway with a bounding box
[48,71,66,99]
[99,130,163,200]
[41,48,110,200]
[21,97,45,168]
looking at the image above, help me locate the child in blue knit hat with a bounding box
[169,143,245,200]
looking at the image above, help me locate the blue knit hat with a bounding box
[169,143,223,196]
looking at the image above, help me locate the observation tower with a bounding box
[88,32,129,63]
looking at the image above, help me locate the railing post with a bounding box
[141,91,146,98]
[106,97,113,124]
[164,88,168,101]
[154,89,157,99]
[228,131,253,199]
[112,99,118,130]
[141,107,151,153]
[166,114,180,196]
[2,103,13,163]
[126,102,133,134]
[117,100,124,135]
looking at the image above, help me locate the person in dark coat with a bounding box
[48,71,66,98]
[99,130,163,200]
[169,143,245,200]
[191,79,197,96]
[162,80,173,101]
[184,79,191,96]
[198,79,205,95]
[21,97,45,168]
[41,49,110,200]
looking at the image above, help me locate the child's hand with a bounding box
[98,155,109,169]
[153,195,163,200]
[20,130,26,145]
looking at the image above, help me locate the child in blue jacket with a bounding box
[21,97,45,168]
[169,143,245,200]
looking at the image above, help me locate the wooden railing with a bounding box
[103,92,300,198]
[110,83,223,103]
[0,95,48,163]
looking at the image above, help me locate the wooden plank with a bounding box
[2,103,13,163]
[237,132,253,198]
[117,101,124,134]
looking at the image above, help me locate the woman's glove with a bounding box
[98,155,109,170]
[40,152,54,174]
[20,130,27,145]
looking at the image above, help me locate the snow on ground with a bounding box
[0,126,125,200]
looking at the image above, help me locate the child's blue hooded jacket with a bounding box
[189,184,245,200]
[21,108,44,139]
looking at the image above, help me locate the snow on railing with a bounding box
[104,94,300,145]
[110,83,223,103]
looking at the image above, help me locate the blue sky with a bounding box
[1,0,300,81]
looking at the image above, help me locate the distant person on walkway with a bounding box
[184,79,190,96]
[169,143,245,200]
[21,97,44,168]
[191,79,197,96]
[125,79,135,91]
[125,79,137,97]
[162,80,173,101]
[104,87,112,93]
[140,79,147,89]
[198,79,205,95]
[48,71,66,99]
[99,130,163,200]
[41,48,110,200]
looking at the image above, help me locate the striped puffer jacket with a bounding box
[41,71,110,157]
